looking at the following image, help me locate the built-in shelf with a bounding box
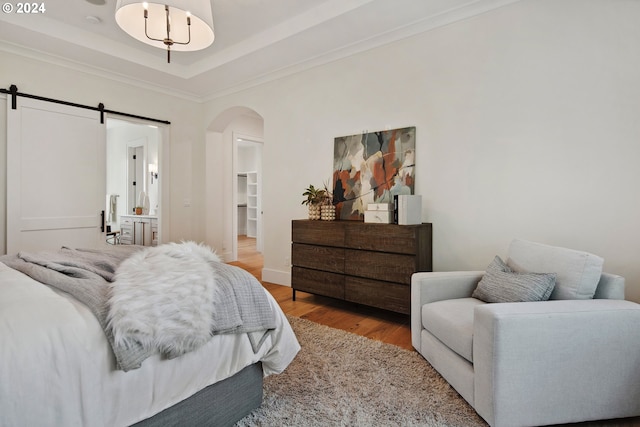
[246,171,258,238]
[238,171,258,238]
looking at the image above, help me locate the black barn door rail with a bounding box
[0,84,170,125]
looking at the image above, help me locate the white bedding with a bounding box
[0,262,300,426]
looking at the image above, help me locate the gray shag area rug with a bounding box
[236,315,486,427]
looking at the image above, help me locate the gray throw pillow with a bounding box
[472,256,556,303]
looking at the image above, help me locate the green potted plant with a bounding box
[302,184,325,220]
[302,182,335,220]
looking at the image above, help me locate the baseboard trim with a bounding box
[262,268,291,286]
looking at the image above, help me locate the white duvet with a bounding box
[0,262,300,426]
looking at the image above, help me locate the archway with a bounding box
[206,106,264,264]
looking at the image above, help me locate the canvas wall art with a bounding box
[332,126,416,220]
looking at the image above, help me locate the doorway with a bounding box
[106,118,163,241]
[205,106,264,268]
[235,134,263,263]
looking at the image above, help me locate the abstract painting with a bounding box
[332,126,415,220]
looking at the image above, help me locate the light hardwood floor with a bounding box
[229,235,413,351]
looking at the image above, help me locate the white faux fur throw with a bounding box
[107,241,277,365]
[108,241,223,359]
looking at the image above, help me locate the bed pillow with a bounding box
[472,256,556,303]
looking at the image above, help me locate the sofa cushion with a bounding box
[421,297,485,363]
[472,256,556,303]
[507,239,604,300]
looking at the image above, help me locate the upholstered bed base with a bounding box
[134,362,263,427]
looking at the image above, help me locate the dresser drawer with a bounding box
[119,225,133,245]
[120,216,133,245]
[292,243,344,273]
[344,249,417,284]
[292,220,345,247]
[292,266,345,299]
[345,276,410,314]
[345,223,420,254]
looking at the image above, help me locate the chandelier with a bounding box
[115,0,215,63]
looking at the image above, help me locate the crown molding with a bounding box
[0,42,202,103]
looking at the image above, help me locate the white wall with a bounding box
[0,50,205,246]
[105,125,129,224]
[203,0,640,302]
[238,145,259,173]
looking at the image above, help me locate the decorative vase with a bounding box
[308,204,321,220]
[320,205,336,221]
[135,207,143,215]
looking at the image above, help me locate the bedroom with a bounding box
[1,0,640,425]
[2,0,639,303]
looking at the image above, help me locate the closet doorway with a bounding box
[234,133,263,263]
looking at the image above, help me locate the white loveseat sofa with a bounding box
[411,239,640,427]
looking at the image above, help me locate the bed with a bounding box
[0,243,300,427]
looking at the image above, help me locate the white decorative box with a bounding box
[394,194,422,225]
[364,210,393,224]
[367,203,393,211]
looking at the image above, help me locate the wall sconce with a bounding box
[149,163,158,184]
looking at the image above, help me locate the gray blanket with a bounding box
[0,246,276,371]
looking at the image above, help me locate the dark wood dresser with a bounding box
[291,220,432,314]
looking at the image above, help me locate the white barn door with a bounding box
[7,97,106,253]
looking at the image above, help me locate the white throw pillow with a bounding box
[506,239,603,300]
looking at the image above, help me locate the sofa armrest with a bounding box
[410,271,483,350]
[594,272,625,299]
[473,299,640,427]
